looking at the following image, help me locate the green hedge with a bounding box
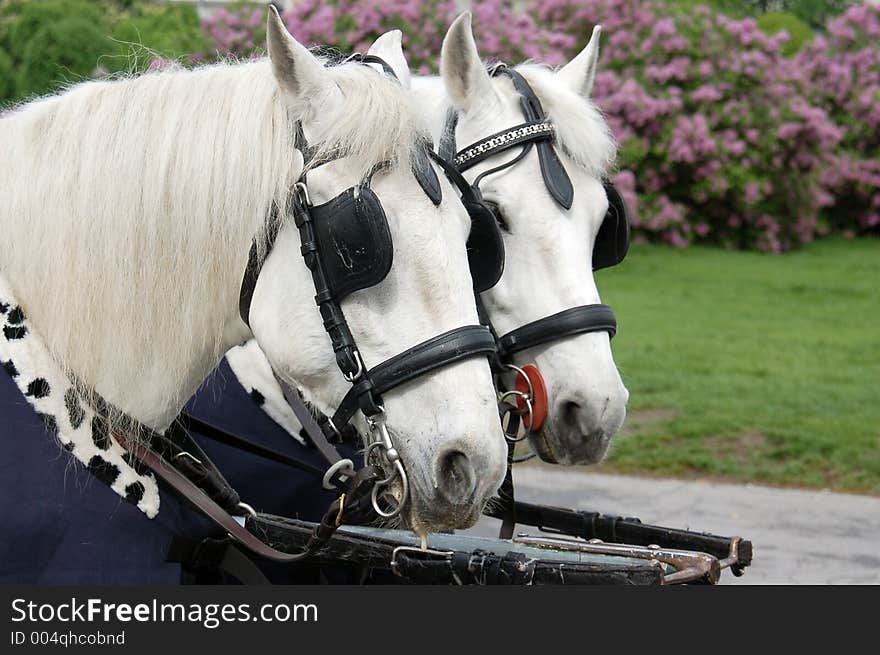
[0,47,12,100]
[108,4,208,74]
[0,0,205,105]
[18,18,112,98]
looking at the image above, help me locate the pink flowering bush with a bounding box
[530,0,849,252]
[201,6,264,59]
[796,4,880,233]
[283,0,455,74]
[197,1,879,251]
[281,0,568,75]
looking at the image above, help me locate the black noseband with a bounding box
[496,305,617,360]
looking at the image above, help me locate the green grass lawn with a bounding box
[589,236,880,494]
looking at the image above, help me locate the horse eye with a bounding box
[484,201,510,233]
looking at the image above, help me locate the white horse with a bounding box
[0,10,506,534]
[414,13,628,465]
[228,13,629,467]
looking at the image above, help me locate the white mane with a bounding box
[513,64,617,178]
[0,58,422,428]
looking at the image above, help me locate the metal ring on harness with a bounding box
[365,441,397,485]
[322,458,356,490]
[364,411,409,518]
[371,461,407,519]
[499,389,533,441]
[502,363,534,401]
[237,502,257,518]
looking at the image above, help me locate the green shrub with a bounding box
[3,0,110,99]
[108,3,207,73]
[7,0,106,56]
[16,18,111,98]
[757,11,813,55]
[0,47,13,103]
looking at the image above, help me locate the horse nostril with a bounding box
[438,450,477,505]
[562,400,582,426]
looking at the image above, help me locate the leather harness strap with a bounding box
[330,325,497,428]
[179,412,328,478]
[113,429,378,563]
[497,304,618,358]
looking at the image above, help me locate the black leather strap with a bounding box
[167,537,272,585]
[497,304,617,358]
[179,411,329,478]
[411,144,443,206]
[346,53,399,81]
[332,325,496,427]
[427,150,483,206]
[494,65,574,210]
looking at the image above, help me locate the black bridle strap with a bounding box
[497,304,617,359]
[494,66,574,209]
[346,53,399,80]
[427,149,482,204]
[331,325,496,428]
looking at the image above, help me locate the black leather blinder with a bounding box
[465,196,506,293]
[309,185,394,301]
[593,182,631,271]
[426,149,506,294]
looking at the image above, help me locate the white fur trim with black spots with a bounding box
[0,274,160,518]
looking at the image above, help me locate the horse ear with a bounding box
[367,30,412,88]
[266,6,327,102]
[557,25,601,97]
[441,12,497,112]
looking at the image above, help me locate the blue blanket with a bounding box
[0,358,357,583]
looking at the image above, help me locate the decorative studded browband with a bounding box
[453,122,556,170]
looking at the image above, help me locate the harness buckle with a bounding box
[342,349,365,382]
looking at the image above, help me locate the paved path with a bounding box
[466,464,880,584]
